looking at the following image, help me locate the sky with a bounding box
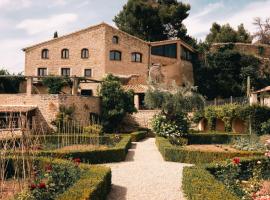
[0,0,269,73]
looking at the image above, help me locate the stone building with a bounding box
[23,22,195,110]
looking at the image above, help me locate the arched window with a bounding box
[131,52,142,62]
[41,49,49,59]
[112,36,119,44]
[81,48,89,59]
[61,49,69,59]
[110,50,121,61]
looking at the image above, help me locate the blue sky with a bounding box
[0,0,269,73]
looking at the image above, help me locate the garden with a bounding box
[146,86,270,200]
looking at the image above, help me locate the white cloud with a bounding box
[185,0,270,40]
[16,13,78,35]
[0,0,31,10]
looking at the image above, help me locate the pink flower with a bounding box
[38,182,46,189]
[232,157,240,165]
[29,183,36,190]
[73,158,81,164]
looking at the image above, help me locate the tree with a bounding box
[205,23,252,44]
[114,0,195,45]
[253,17,270,44]
[193,49,270,100]
[100,74,136,132]
[0,68,24,94]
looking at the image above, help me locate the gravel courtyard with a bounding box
[106,138,190,200]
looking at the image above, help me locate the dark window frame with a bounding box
[37,68,47,76]
[110,50,122,61]
[151,43,177,58]
[181,45,193,61]
[61,49,69,59]
[84,69,92,77]
[81,48,89,59]
[131,52,142,63]
[41,49,49,59]
[61,68,71,76]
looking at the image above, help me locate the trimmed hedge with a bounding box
[39,135,132,164]
[156,137,263,164]
[56,163,111,200]
[5,157,111,200]
[131,131,148,142]
[187,133,248,145]
[183,166,240,200]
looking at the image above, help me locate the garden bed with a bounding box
[2,157,111,200]
[156,137,263,164]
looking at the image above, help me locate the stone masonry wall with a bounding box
[0,94,100,132]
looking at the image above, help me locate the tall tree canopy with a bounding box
[205,23,252,44]
[253,17,270,45]
[114,0,194,44]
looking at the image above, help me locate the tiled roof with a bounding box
[0,106,37,113]
[123,84,148,93]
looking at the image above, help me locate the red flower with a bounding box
[30,184,37,190]
[73,158,81,164]
[232,157,240,165]
[38,182,46,189]
[45,164,52,172]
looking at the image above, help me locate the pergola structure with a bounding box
[0,75,101,96]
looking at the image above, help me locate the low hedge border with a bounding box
[38,135,132,164]
[5,157,111,200]
[130,131,148,142]
[156,137,263,164]
[183,156,270,200]
[187,133,249,145]
[182,166,240,200]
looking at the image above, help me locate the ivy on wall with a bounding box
[193,104,270,134]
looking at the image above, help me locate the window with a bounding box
[181,46,193,61]
[131,52,142,62]
[84,69,92,77]
[81,90,93,96]
[61,49,69,59]
[37,68,47,76]
[110,50,121,61]
[41,49,49,59]
[151,43,177,58]
[112,36,119,44]
[61,68,70,76]
[81,48,89,59]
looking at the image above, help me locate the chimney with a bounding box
[54,31,58,38]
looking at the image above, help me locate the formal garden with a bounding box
[146,86,270,200]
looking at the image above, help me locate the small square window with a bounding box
[84,69,92,77]
[61,68,70,76]
[37,68,47,76]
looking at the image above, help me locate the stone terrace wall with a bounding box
[126,110,160,129]
[211,43,270,59]
[0,94,100,132]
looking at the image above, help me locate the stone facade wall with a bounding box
[211,43,270,59]
[127,110,160,129]
[0,94,100,132]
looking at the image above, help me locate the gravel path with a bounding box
[106,138,190,200]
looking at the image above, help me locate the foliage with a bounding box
[151,113,189,138]
[83,124,103,135]
[168,136,188,146]
[114,0,196,46]
[205,23,252,44]
[261,119,270,134]
[155,137,262,164]
[99,74,136,133]
[42,76,72,94]
[39,135,132,164]
[193,104,270,135]
[0,68,24,94]
[253,17,270,45]
[130,131,148,142]
[52,105,76,132]
[183,166,240,200]
[194,49,269,99]
[232,135,266,152]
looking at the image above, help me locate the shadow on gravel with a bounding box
[107,185,127,200]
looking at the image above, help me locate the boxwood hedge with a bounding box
[156,137,263,164]
[130,131,148,142]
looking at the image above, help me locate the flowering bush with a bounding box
[151,113,189,139]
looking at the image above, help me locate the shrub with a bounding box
[42,76,72,94]
[151,113,189,138]
[232,135,266,151]
[168,136,188,146]
[261,119,270,134]
[39,135,132,164]
[183,166,240,200]
[156,137,263,164]
[130,131,148,142]
[83,124,103,135]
